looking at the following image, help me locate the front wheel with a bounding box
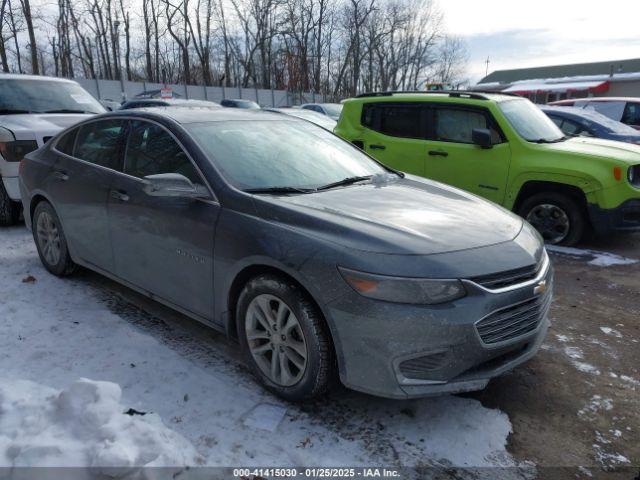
[518,192,586,246]
[32,201,77,276]
[0,181,21,226]
[237,274,334,401]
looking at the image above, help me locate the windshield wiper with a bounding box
[243,186,315,194]
[315,175,373,191]
[40,109,94,114]
[0,109,33,114]
[531,136,570,144]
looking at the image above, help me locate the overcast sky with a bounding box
[438,0,640,84]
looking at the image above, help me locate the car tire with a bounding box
[237,274,334,402]
[32,201,77,276]
[0,181,21,226]
[518,192,586,246]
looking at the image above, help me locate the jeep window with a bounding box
[187,120,387,191]
[0,79,105,114]
[362,104,424,139]
[499,99,565,143]
[74,120,127,170]
[433,108,502,144]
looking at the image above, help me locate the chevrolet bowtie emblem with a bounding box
[534,280,547,296]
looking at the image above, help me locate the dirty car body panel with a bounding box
[20,108,552,399]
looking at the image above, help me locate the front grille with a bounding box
[470,260,542,290]
[476,291,551,345]
[399,351,449,380]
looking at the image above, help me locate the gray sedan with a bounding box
[19,108,552,401]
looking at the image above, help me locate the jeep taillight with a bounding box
[0,140,38,162]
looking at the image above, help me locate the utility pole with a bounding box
[114,20,125,102]
[485,57,490,78]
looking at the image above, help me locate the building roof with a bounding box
[480,58,640,84]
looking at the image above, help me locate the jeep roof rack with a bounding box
[355,90,490,100]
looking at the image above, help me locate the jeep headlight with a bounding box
[339,267,466,305]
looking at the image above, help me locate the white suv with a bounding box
[0,74,105,225]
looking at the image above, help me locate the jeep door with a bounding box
[107,119,219,320]
[424,105,511,204]
[359,103,428,176]
[47,119,127,271]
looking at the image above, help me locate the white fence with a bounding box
[74,78,327,107]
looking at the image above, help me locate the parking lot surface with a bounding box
[1,226,638,479]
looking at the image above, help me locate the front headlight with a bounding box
[0,140,38,162]
[338,267,466,305]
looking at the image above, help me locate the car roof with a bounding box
[552,97,638,104]
[101,107,285,124]
[0,73,78,83]
[345,91,518,104]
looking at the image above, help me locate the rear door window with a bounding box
[74,119,127,170]
[124,120,202,185]
[432,107,503,144]
[361,103,424,139]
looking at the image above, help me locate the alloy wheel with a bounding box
[36,211,62,266]
[245,294,308,387]
[526,203,570,244]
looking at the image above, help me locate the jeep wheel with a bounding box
[519,192,586,246]
[0,181,21,226]
[32,201,77,276]
[237,274,334,401]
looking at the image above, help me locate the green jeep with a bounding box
[335,91,640,245]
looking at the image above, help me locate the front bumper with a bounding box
[1,175,20,201]
[588,199,640,235]
[325,257,553,399]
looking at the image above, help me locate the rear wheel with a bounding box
[32,201,77,276]
[237,274,334,401]
[518,192,586,246]
[0,181,20,226]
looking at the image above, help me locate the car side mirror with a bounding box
[142,173,209,198]
[472,128,493,149]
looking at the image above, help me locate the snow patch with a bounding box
[599,327,623,338]
[242,403,288,432]
[572,361,600,376]
[563,346,583,360]
[555,334,571,343]
[0,378,201,470]
[547,246,638,267]
[578,395,613,419]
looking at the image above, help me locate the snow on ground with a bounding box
[0,228,524,474]
[546,245,638,267]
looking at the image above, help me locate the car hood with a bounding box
[0,113,93,138]
[254,176,523,255]
[546,136,640,164]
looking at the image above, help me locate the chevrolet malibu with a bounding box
[19,108,553,401]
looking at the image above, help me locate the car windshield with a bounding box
[579,109,640,134]
[187,120,387,191]
[0,79,105,114]
[322,104,343,117]
[499,99,565,143]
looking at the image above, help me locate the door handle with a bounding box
[369,144,386,150]
[110,189,130,202]
[428,150,448,157]
[52,170,69,181]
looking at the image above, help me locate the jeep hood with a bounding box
[546,136,640,165]
[254,177,524,255]
[0,114,93,140]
